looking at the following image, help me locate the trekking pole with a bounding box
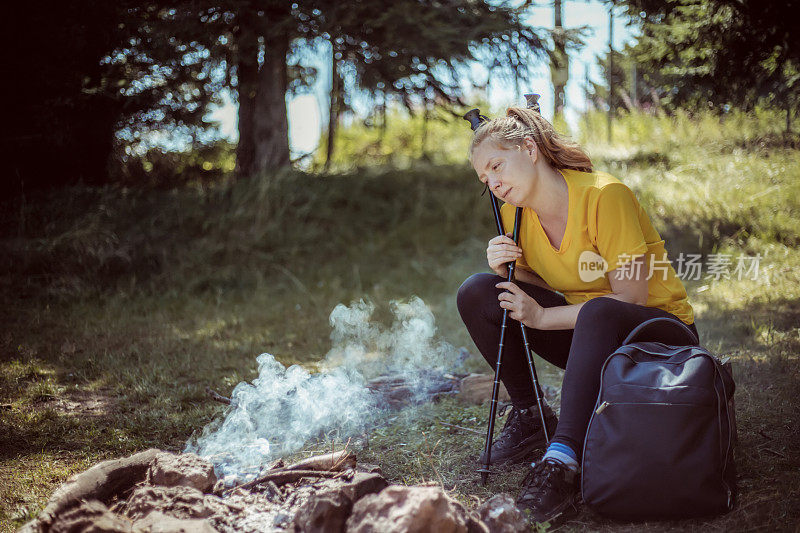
[518,93,552,449]
[489,184,552,448]
[463,107,523,485]
[463,95,550,487]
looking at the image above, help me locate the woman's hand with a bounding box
[487,233,523,277]
[495,281,545,329]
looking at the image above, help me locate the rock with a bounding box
[272,512,292,528]
[458,374,510,405]
[37,449,161,528]
[476,494,527,533]
[291,472,389,533]
[345,485,486,533]
[17,521,40,533]
[356,464,383,476]
[147,452,217,493]
[122,485,213,521]
[49,500,133,533]
[211,479,227,496]
[337,472,389,502]
[132,511,218,533]
[291,488,352,533]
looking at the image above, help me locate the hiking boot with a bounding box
[516,457,580,523]
[478,403,558,465]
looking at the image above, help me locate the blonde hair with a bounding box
[469,107,593,173]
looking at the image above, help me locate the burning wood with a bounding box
[225,469,346,495]
[365,370,560,411]
[284,449,356,472]
[205,370,468,413]
[365,371,463,409]
[222,449,356,495]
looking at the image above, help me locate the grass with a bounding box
[1,108,799,530]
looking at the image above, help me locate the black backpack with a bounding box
[581,317,737,520]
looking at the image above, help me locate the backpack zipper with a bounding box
[593,400,705,414]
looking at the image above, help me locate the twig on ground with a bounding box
[733,495,777,515]
[762,448,787,458]
[331,438,352,470]
[205,387,231,405]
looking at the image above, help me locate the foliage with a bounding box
[616,0,800,113]
[112,140,237,188]
[586,44,665,113]
[312,103,478,170]
[319,0,549,104]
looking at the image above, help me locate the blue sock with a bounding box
[540,442,579,471]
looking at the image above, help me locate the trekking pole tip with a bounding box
[478,466,490,486]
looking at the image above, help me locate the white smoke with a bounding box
[324,297,454,378]
[186,296,461,482]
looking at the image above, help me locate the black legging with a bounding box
[456,272,700,459]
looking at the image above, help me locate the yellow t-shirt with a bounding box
[500,168,694,325]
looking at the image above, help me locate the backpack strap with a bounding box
[623,317,699,346]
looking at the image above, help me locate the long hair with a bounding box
[469,107,593,173]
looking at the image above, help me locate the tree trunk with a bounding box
[252,31,291,173]
[75,97,119,185]
[324,40,340,171]
[421,93,429,160]
[380,90,387,141]
[551,0,568,117]
[235,15,259,178]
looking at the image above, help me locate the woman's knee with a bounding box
[456,272,501,314]
[575,296,624,327]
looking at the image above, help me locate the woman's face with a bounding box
[471,137,537,207]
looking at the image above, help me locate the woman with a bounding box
[456,106,698,523]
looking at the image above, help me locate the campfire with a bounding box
[21,447,529,532]
[20,368,558,532]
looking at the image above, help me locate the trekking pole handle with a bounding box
[464,109,489,131]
